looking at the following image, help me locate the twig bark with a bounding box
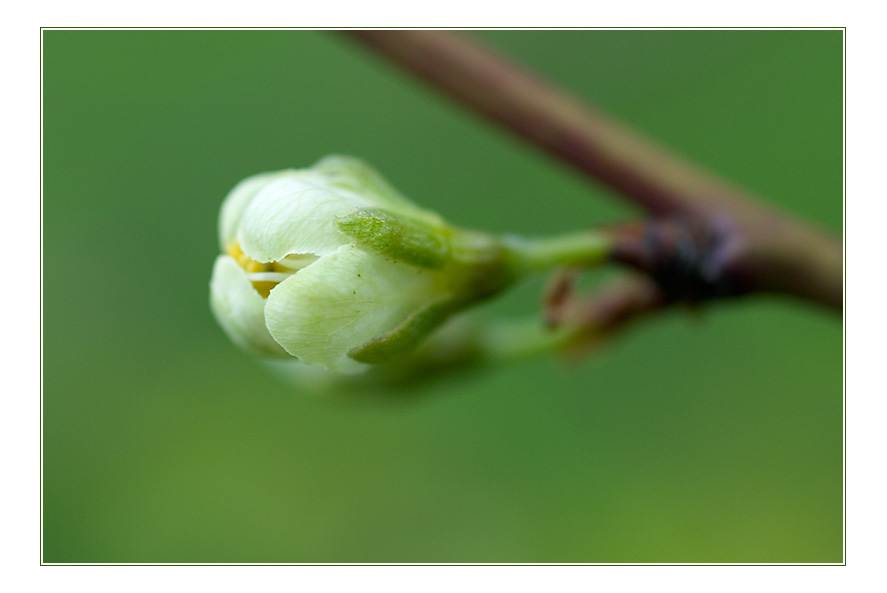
[342,30,843,323]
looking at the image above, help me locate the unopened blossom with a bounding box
[209,156,518,373]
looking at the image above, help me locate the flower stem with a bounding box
[473,317,580,362]
[506,231,611,274]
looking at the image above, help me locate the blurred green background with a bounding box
[42,30,843,563]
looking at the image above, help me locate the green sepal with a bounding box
[348,294,455,364]
[336,208,451,270]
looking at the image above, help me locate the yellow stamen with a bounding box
[226,241,287,298]
[251,281,277,299]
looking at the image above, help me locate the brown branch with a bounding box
[342,30,843,314]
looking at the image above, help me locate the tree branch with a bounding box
[342,30,842,314]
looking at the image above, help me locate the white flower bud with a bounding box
[209,156,517,373]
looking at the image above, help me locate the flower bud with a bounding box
[209,156,518,373]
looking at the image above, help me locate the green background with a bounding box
[42,30,843,563]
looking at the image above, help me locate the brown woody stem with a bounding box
[342,30,842,313]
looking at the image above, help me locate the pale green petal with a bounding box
[312,155,445,225]
[209,255,289,357]
[264,244,444,372]
[312,155,415,210]
[237,175,368,263]
[218,170,299,250]
[348,294,454,364]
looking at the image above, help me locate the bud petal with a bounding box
[218,170,297,251]
[209,255,289,357]
[312,155,423,213]
[263,243,445,373]
[237,175,364,262]
[348,294,454,364]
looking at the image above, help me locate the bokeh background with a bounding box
[42,30,843,563]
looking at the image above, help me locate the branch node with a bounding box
[610,217,738,304]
